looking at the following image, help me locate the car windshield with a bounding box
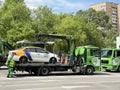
[90,49,100,57]
[101,50,112,57]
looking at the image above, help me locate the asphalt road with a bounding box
[0,66,120,90]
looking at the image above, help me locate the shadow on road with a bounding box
[104,71,120,73]
[14,71,111,78]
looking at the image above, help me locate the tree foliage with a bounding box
[32,6,57,34]
[76,8,111,30]
[0,1,117,48]
[0,0,35,46]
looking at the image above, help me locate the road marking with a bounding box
[17,87,61,90]
[4,83,44,87]
[61,85,90,89]
[75,81,120,84]
[17,85,91,90]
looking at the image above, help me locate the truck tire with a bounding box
[40,67,49,76]
[85,66,94,75]
[19,56,28,64]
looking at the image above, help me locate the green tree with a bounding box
[32,6,57,34]
[0,0,35,46]
[103,28,118,48]
[76,8,111,30]
[54,14,104,48]
[75,8,118,48]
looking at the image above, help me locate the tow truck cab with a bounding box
[74,45,101,74]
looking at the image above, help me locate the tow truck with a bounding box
[15,34,101,76]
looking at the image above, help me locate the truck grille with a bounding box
[101,60,109,64]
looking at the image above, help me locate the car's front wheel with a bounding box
[19,56,28,64]
[49,57,57,64]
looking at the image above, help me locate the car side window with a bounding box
[36,48,46,53]
[30,48,36,52]
[24,48,30,52]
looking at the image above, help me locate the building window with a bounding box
[111,7,117,14]
[112,24,117,28]
[99,6,106,11]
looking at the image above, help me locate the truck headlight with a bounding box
[92,57,100,66]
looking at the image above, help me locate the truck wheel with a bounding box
[40,67,49,76]
[85,66,94,75]
[49,57,57,64]
[19,56,28,64]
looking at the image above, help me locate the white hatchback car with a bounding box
[8,46,59,64]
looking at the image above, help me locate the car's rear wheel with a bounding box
[49,57,57,64]
[19,56,28,64]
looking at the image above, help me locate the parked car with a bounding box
[7,46,59,64]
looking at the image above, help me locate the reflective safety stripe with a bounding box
[6,57,15,67]
[9,59,15,67]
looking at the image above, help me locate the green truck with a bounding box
[14,34,101,75]
[101,48,120,72]
[74,45,101,74]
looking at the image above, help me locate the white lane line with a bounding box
[4,83,44,87]
[61,85,90,89]
[17,87,61,90]
[75,81,120,84]
[17,85,91,90]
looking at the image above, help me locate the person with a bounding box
[5,52,16,78]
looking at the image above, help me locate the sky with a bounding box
[24,0,120,13]
[5,0,120,13]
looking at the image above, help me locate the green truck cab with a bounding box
[74,45,101,74]
[101,48,120,72]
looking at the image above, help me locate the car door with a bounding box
[25,48,38,61]
[35,48,49,62]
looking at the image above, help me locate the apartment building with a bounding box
[90,2,120,32]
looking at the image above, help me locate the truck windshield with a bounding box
[90,49,100,57]
[101,50,112,57]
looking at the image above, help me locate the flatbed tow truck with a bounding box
[14,34,101,76]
